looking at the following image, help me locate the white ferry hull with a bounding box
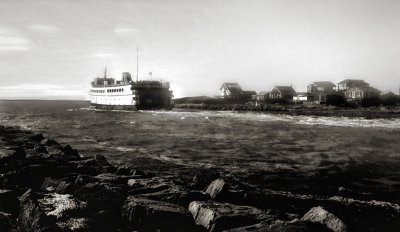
[89,84,136,109]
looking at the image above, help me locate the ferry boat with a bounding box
[89,70,174,110]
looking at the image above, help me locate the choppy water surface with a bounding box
[1,100,400,202]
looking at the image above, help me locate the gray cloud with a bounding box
[29,24,61,32]
[114,28,141,35]
[0,35,30,52]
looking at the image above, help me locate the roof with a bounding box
[312,81,335,87]
[338,79,366,84]
[257,91,270,95]
[344,86,381,93]
[242,91,257,95]
[274,86,296,94]
[220,83,243,94]
[381,90,396,96]
[368,86,381,93]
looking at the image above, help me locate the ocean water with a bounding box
[1,100,400,202]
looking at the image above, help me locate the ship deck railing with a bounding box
[91,83,131,88]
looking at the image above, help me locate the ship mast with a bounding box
[136,46,139,82]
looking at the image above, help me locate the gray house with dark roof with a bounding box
[307,81,336,103]
[269,86,296,100]
[337,79,369,91]
[220,83,243,99]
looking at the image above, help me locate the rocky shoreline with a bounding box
[175,103,400,119]
[1,125,400,231]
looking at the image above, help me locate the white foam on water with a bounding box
[148,110,400,129]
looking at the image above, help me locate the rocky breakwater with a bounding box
[1,125,400,232]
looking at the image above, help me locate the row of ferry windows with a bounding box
[107,88,124,93]
[91,88,124,93]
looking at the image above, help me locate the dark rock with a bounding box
[0,189,19,215]
[206,178,227,199]
[46,145,63,157]
[41,177,61,192]
[74,182,126,212]
[94,154,117,173]
[127,176,189,204]
[18,189,58,232]
[224,219,333,232]
[301,206,346,232]
[320,196,400,232]
[55,218,92,231]
[178,191,210,207]
[54,181,75,194]
[37,193,88,219]
[94,173,131,185]
[0,212,16,231]
[23,133,44,143]
[40,176,75,194]
[60,145,80,160]
[0,147,26,167]
[268,220,332,232]
[74,158,99,176]
[121,196,196,232]
[189,201,270,232]
[74,175,95,187]
[222,220,271,232]
[19,189,89,232]
[115,166,133,176]
[128,177,173,195]
[237,188,400,232]
[40,139,61,148]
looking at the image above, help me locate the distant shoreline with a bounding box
[175,103,400,119]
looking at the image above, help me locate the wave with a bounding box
[147,110,400,129]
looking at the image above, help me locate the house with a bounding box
[293,92,308,102]
[269,86,296,101]
[381,91,399,105]
[254,91,270,102]
[307,81,336,103]
[344,86,381,101]
[337,79,369,91]
[381,91,397,100]
[220,83,243,99]
[242,91,257,101]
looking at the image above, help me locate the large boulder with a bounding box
[236,188,400,232]
[0,189,19,214]
[121,196,196,232]
[302,206,346,232]
[224,220,332,232]
[127,177,172,194]
[18,189,89,232]
[128,176,209,206]
[18,189,59,232]
[94,154,117,173]
[74,181,127,215]
[0,147,26,167]
[60,145,80,160]
[206,178,227,199]
[94,173,131,185]
[0,212,16,231]
[189,201,270,232]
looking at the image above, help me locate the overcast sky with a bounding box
[0,0,399,99]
